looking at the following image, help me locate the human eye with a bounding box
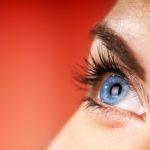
[100,75,142,114]
[74,49,146,128]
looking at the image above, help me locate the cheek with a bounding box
[50,108,141,150]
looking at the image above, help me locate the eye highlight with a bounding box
[100,75,129,105]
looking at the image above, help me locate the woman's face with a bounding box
[50,0,150,150]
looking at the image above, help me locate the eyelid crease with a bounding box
[90,23,145,81]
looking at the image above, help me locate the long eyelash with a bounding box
[73,51,127,88]
[83,96,116,116]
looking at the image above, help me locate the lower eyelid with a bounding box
[83,99,144,129]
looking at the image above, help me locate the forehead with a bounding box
[103,0,150,83]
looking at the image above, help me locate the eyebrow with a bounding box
[90,23,145,81]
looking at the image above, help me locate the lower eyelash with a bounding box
[82,96,118,119]
[83,96,104,109]
[82,96,128,128]
[83,96,145,123]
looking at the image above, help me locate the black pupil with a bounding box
[110,83,122,96]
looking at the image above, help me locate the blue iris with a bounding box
[100,75,129,105]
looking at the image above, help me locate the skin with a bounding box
[49,0,150,149]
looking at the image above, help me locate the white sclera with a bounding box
[116,89,144,115]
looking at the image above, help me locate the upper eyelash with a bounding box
[73,51,128,87]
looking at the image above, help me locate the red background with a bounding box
[0,1,115,150]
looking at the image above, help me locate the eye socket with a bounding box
[99,75,144,115]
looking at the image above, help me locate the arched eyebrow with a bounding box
[90,23,145,81]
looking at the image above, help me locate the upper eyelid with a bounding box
[88,51,128,83]
[91,45,148,108]
[74,49,131,91]
[90,23,145,81]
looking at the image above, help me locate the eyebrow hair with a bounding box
[90,23,145,81]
